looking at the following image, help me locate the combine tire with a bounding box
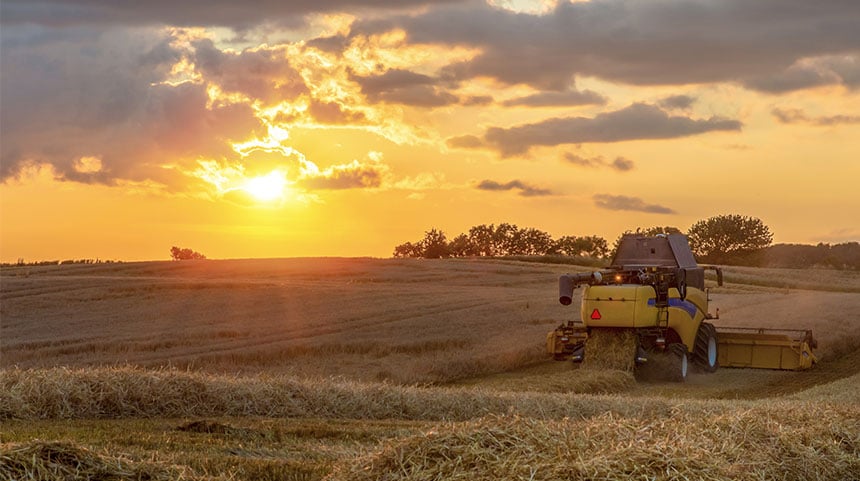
[668,343,688,382]
[693,322,719,373]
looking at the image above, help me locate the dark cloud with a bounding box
[564,153,634,172]
[745,55,860,93]
[476,179,553,197]
[307,100,367,124]
[1,0,457,29]
[611,157,635,171]
[658,95,696,110]
[772,108,860,126]
[352,68,478,108]
[446,135,485,149]
[190,39,308,105]
[0,26,263,187]
[373,84,460,107]
[461,95,494,106]
[299,161,385,190]
[306,34,351,53]
[593,194,676,214]
[485,103,742,157]
[356,1,860,92]
[502,88,607,107]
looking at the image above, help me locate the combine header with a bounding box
[548,234,817,381]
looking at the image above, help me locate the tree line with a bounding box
[393,223,609,260]
[392,214,860,270]
[1,258,122,267]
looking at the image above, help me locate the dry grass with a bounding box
[329,405,860,481]
[3,257,859,384]
[0,258,562,384]
[0,440,177,481]
[457,364,636,394]
[3,258,860,480]
[719,265,860,292]
[710,289,860,359]
[0,366,677,422]
[1,366,858,481]
[582,328,637,372]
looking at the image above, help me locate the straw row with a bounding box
[0,366,672,421]
[328,407,860,481]
[581,328,637,372]
[0,440,178,481]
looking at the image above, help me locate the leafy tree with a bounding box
[687,215,773,261]
[637,226,682,236]
[170,246,206,260]
[579,235,609,258]
[516,227,554,255]
[467,224,497,256]
[448,233,476,257]
[420,228,451,259]
[493,223,520,256]
[393,241,423,258]
[553,235,608,258]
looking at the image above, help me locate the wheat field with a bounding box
[1,258,859,480]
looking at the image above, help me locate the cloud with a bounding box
[610,157,635,171]
[476,179,553,197]
[356,1,860,92]
[446,135,485,149]
[484,103,742,157]
[461,95,494,106]
[298,159,388,190]
[772,108,860,126]
[0,0,456,29]
[564,153,634,172]
[307,100,368,124]
[352,68,480,108]
[593,194,676,214]
[658,95,696,110]
[190,38,308,105]
[502,88,607,107]
[744,55,860,93]
[0,26,263,188]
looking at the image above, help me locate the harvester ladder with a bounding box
[657,307,669,327]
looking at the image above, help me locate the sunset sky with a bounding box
[1,0,858,262]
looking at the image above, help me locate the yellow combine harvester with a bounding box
[547,234,817,381]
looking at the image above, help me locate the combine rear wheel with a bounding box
[693,322,719,373]
[668,343,688,382]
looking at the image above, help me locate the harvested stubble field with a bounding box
[1,258,859,480]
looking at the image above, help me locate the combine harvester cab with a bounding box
[548,234,817,381]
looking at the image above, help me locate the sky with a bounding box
[1,0,859,262]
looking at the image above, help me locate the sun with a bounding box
[242,171,287,201]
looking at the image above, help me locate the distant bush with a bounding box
[169,246,206,261]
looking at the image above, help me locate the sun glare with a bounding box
[243,171,288,201]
